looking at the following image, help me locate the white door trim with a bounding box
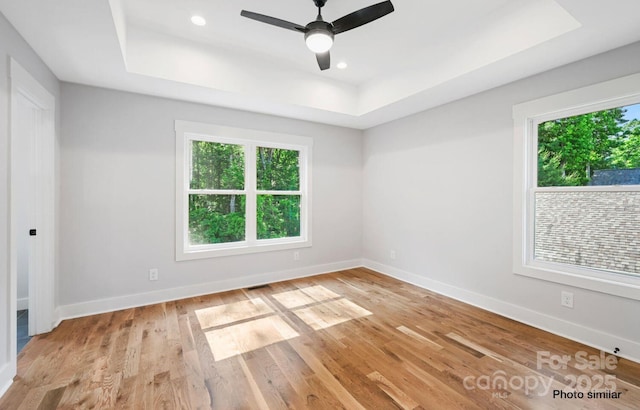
[9,59,56,354]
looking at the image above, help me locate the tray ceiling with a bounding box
[2,0,640,128]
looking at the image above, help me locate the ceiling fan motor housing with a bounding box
[305,20,334,38]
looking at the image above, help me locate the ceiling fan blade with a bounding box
[331,1,394,34]
[240,10,307,32]
[316,51,330,70]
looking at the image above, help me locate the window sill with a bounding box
[514,261,640,301]
[177,239,312,261]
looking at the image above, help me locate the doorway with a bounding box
[13,90,38,350]
[8,59,56,360]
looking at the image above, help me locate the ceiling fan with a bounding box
[240,0,395,71]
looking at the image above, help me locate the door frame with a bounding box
[8,58,56,359]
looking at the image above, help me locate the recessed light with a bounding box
[191,15,206,26]
[337,61,348,70]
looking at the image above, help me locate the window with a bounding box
[176,121,312,260]
[513,73,640,300]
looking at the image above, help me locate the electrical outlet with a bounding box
[293,251,300,261]
[561,291,573,308]
[149,268,159,281]
[390,250,397,260]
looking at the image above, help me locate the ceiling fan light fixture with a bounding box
[305,30,334,53]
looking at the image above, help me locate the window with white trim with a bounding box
[176,121,312,260]
[513,73,640,300]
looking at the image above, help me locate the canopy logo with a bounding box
[462,350,621,400]
[463,370,553,397]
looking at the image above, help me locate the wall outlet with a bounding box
[561,291,573,308]
[149,268,159,281]
[293,251,300,261]
[390,250,397,260]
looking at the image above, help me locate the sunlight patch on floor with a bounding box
[200,285,372,361]
[271,285,340,309]
[195,298,273,329]
[205,316,299,361]
[292,298,372,331]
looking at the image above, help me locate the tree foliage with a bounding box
[255,147,300,240]
[188,142,301,245]
[257,195,301,240]
[611,119,640,168]
[190,140,244,190]
[257,147,299,191]
[189,195,246,244]
[537,148,581,187]
[538,106,640,186]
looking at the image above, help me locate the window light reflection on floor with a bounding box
[204,316,299,361]
[292,298,372,331]
[197,285,372,361]
[271,285,341,309]
[195,298,274,328]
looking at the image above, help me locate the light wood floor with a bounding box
[1,268,639,409]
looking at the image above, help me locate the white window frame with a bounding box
[513,73,640,300]
[176,121,312,260]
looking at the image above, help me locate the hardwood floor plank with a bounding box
[265,343,348,409]
[289,337,367,410]
[367,370,420,410]
[170,376,195,410]
[2,267,639,409]
[299,330,399,409]
[396,325,444,350]
[122,311,144,379]
[152,370,176,409]
[114,376,137,409]
[36,385,67,410]
[182,350,211,409]
[446,332,504,362]
[237,355,273,410]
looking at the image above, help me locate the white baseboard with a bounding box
[16,298,28,311]
[50,257,639,365]
[55,259,363,324]
[0,361,16,399]
[363,259,640,364]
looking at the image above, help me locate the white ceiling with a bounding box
[2,0,640,129]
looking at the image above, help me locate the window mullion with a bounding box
[187,189,246,195]
[246,143,257,244]
[256,190,301,195]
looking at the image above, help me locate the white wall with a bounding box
[0,11,60,396]
[58,84,363,315]
[3,12,640,403]
[363,41,640,361]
